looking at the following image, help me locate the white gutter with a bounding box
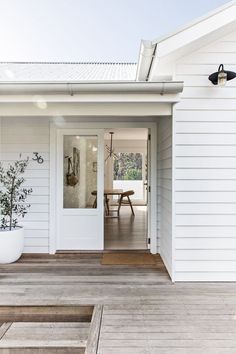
[0,81,183,95]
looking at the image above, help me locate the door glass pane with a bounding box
[63,135,98,208]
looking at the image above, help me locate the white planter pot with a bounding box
[0,227,24,264]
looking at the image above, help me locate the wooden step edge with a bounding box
[85,305,103,354]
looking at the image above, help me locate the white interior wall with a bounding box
[174,30,236,281]
[157,117,173,277]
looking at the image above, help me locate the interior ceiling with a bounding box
[104,128,148,140]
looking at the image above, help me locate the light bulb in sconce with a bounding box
[217,65,227,86]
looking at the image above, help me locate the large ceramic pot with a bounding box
[0,227,24,264]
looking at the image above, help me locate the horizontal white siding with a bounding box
[157,117,173,277]
[174,30,236,281]
[0,117,50,253]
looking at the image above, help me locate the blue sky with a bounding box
[0,0,231,62]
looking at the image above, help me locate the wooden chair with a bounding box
[118,190,135,216]
[91,191,109,215]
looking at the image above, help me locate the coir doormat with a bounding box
[101,252,157,265]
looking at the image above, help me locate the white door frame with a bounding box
[49,121,157,254]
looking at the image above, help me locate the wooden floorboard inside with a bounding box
[1,254,236,353]
[105,206,147,250]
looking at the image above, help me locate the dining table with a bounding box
[91,189,123,216]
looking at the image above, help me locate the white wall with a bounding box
[0,117,50,253]
[157,117,173,277]
[0,118,159,254]
[173,30,236,281]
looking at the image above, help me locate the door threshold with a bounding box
[103,249,149,253]
[56,249,149,254]
[56,248,150,254]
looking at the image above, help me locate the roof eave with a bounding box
[0,81,184,95]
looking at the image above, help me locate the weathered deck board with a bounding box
[85,305,103,354]
[98,301,236,353]
[0,306,93,322]
[1,254,236,354]
[0,323,12,340]
[0,349,84,354]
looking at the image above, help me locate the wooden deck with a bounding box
[0,254,236,353]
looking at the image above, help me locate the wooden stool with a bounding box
[118,190,135,216]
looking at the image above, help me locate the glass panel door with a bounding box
[57,129,104,250]
[63,135,98,209]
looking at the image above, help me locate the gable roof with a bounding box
[137,0,236,81]
[0,62,137,82]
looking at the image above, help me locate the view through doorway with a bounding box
[104,128,149,250]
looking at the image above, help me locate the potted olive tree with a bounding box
[0,158,32,263]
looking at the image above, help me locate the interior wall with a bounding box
[157,117,173,277]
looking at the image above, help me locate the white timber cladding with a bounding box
[0,117,160,255]
[0,117,50,253]
[173,29,236,281]
[157,117,173,277]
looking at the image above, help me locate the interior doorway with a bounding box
[103,128,149,250]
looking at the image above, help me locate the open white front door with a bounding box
[147,131,151,249]
[57,129,104,250]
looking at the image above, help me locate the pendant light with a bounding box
[105,132,119,162]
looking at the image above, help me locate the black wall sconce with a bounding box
[208,64,236,86]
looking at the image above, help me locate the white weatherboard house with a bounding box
[1,1,236,282]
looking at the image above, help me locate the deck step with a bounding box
[0,305,102,354]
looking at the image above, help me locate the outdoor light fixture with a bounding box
[208,64,236,86]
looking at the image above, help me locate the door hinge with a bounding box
[148,238,151,245]
[148,134,151,141]
[148,186,151,193]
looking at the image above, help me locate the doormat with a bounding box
[0,305,102,354]
[101,252,156,265]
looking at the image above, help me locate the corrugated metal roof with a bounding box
[0,62,137,82]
